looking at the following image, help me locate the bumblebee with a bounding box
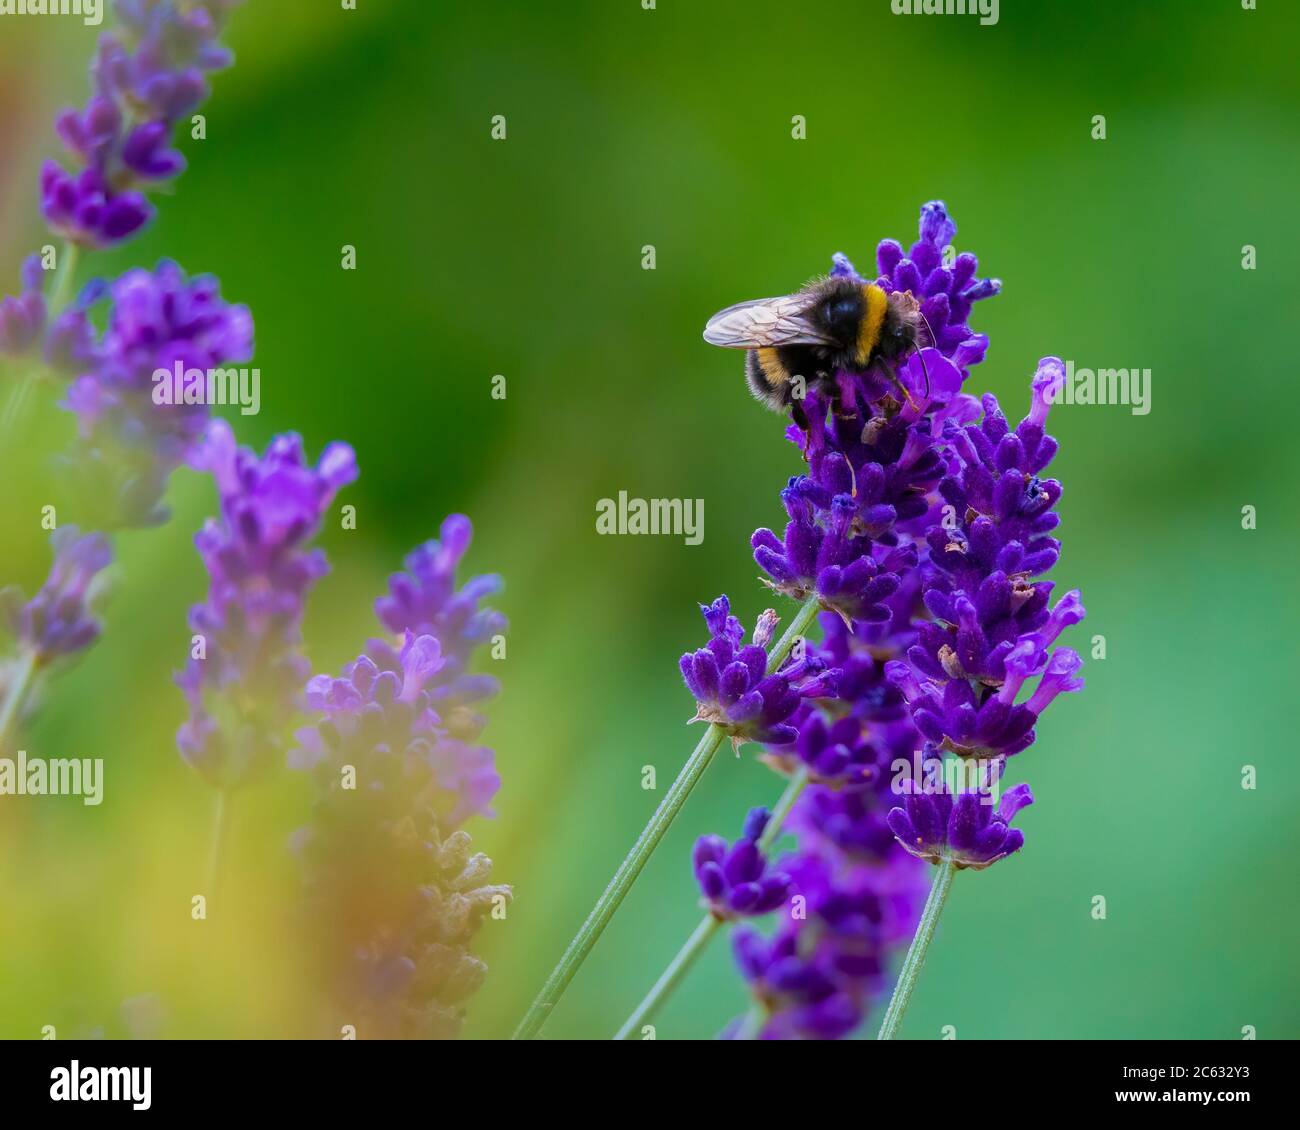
[703,275,929,416]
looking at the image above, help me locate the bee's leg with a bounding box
[881,358,922,413]
[787,398,814,459]
[830,388,854,420]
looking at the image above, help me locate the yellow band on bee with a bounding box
[757,347,788,387]
[855,284,888,367]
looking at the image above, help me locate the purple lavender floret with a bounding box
[376,515,506,649]
[61,260,253,527]
[0,255,48,356]
[730,852,897,1039]
[752,487,905,625]
[760,613,914,788]
[815,609,914,705]
[887,778,1034,871]
[41,0,239,249]
[41,164,153,250]
[888,639,1084,760]
[292,631,501,829]
[693,808,794,920]
[374,514,507,739]
[680,596,839,751]
[112,0,239,88]
[753,390,950,622]
[1,526,112,663]
[762,707,892,789]
[792,787,900,867]
[175,419,356,787]
[731,927,867,1041]
[44,283,103,374]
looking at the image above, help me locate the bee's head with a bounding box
[877,289,926,360]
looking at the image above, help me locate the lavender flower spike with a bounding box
[42,0,240,249]
[1,526,112,663]
[868,199,1001,372]
[292,630,501,829]
[375,513,507,741]
[729,850,903,1040]
[61,260,254,528]
[680,596,839,752]
[292,522,509,1039]
[0,255,47,357]
[176,419,357,788]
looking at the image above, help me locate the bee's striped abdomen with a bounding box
[746,348,787,408]
[746,346,818,410]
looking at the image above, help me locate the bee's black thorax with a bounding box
[801,277,923,374]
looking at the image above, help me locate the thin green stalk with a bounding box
[612,767,810,1039]
[734,1002,766,1040]
[757,766,808,852]
[614,913,722,1040]
[0,363,43,440]
[876,857,958,1040]
[514,596,822,1040]
[0,648,39,754]
[49,242,82,312]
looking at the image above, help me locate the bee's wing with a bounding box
[703,294,835,348]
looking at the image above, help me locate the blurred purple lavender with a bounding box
[1,526,113,665]
[291,516,509,1039]
[730,850,919,1040]
[374,514,507,742]
[0,256,48,358]
[59,261,254,528]
[0,0,519,1047]
[175,419,357,788]
[42,0,239,249]
[0,3,250,775]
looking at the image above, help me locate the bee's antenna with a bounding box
[882,358,921,414]
[915,310,938,399]
[914,344,932,400]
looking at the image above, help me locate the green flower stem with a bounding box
[49,242,82,312]
[757,766,809,852]
[0,648,39,755]
[734,1002,766,1040]
[876,856,958,1040]
[614,912,722,1041]
[513,595,823,1041]
[612,766,811,1040]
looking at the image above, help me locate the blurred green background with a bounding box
[1,0,1297,1040]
